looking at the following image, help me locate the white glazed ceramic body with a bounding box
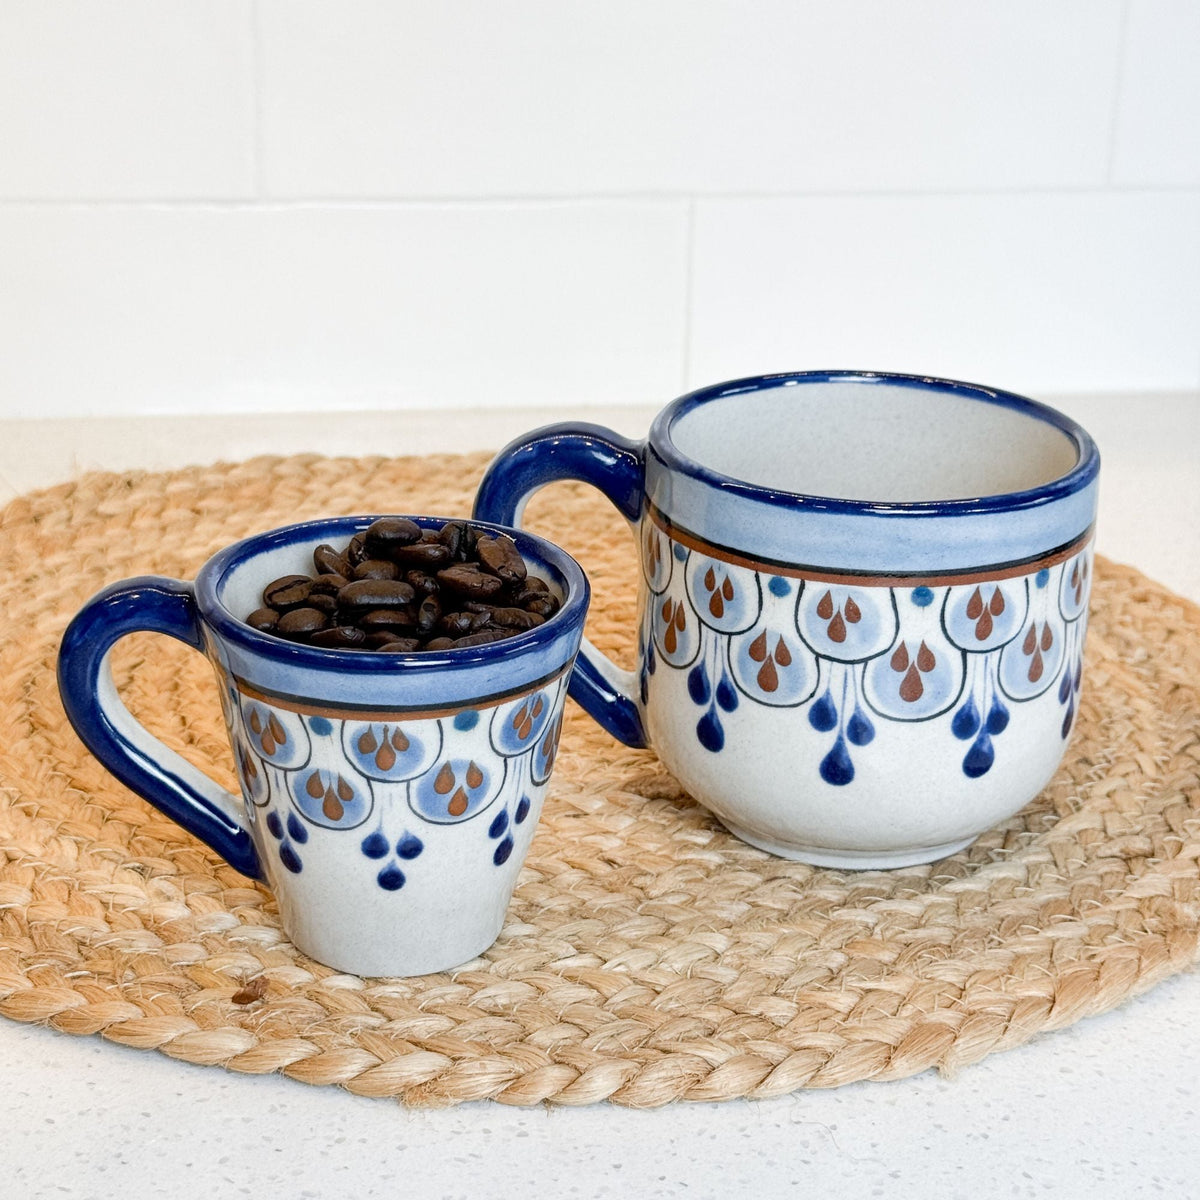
[474,371,1099,868]
[58,516,588,975]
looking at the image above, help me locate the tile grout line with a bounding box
[680,198,696,393]
[250,0,266,199]
[1104,0,1133,186]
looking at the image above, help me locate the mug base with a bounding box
[722,823,978,870]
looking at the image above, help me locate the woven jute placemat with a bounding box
[1,452,1198,1107]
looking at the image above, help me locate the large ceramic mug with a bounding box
[58,515,588,975]
[473,371,1099,869]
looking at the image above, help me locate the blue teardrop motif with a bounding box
[514,796,530,824]
[985,695,1010,735]
[646,641,657,675]
[396,833,424,859]
[279,842,303,874]
[639,668,650,705]
[963,733,995,778]
[361,831,388,859]
[1061,700,1075,739]
[266,811,283,840]
[716,671,738,713]
[688,662,710,706]
[1058,670,1073,703]
[951,697,980,740]
[493,837,514,866]
[377,865,405,890]
[846,707,875,746]
[696,707,725,752]
[819,735,855,786]
[488,810,509,839]
[808,689,838,733]
[286,812,309,844]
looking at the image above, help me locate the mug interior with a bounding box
[666,377,1082,503]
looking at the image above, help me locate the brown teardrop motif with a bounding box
[375,739,396,772]
[1023,623,1038,655]
[966,587,983,620]
[989,589,1006,616]
[511,703,528,732]
[975,608,993,641]
[709,590,725,619]
[704,566,716,591]
[390,728,409,752]
[891,642,910,672]
[672,605,686,631]
[916,641,936,672]
[844,596,861,624]
[827,611,847,643]
[306,771,324,799]
[517,712,533,740]
[900,663,924,702]
[1028,648,1044,683]
[434,763,455,795]
[358,729,378,754]
[664,602,678,656]
[241,749,257,781]
[267,715,287,747]
[260,731,276,756]
[448,789,468,817]
[1071,563,1080,587]
[817,590,834,620]
[661,598,672,621]
[756,657,779,693]
[721,576,734,601]
[323,790,344,822]
[774,637,792,667]
[1040,623,1054,651]
[336,775,354,802]
[249,709,262,734]
[532,696,545,719]
[748,630,768,662]
[466,762,484,789]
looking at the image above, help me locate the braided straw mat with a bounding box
[1,451,1198,1108]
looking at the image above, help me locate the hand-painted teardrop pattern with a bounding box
[796,584,897,663]
[342,718,441,782]
[239,699,311,770]
[684,554,761,634]
[944,579,1027,652]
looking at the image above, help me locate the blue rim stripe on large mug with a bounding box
[473,369,1100,869]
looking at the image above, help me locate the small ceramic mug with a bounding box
[57,515,588,976]
[474,371,1099,868]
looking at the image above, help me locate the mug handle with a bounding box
[57,577,262,879]
[473,422,648,748]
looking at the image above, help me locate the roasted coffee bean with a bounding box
[417,593,441,633]
[365,631,404,648]
[277,607,329,638]
[347,533,369,567]
[307,592,338,616]
[247,607,279,633]
[364,517,422,558]
[424,637,455,651]
[437,563,504,599]
[337,578,416,611]
[313,544,352,578]
[437,610,477,638]
[453,629,511,647]
[359,608,417,632]
[437,521,464,558]
[476,534,527,586]
[392,541,453,568]
[421,528,441,543]
[309,572,348,595]
[375,637,420,653]
[352,558,399,581]
[263,575,313,609]
[486,606,545,631]
[524,594,560,618]
[405,569,441,596]
[309,625,369,649]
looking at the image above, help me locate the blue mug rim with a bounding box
[649,370,1100,518]
[194,514,590,674]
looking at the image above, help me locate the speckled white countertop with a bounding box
[2,395,1198,1200]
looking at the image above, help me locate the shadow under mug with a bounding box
[473,370,1099,868]
[57,515,589,976]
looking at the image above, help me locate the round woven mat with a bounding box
[1,452,1198,1108]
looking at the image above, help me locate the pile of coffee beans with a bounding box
[246,518,561,652]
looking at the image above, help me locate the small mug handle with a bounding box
[473,422,648,748]
[57,578,262,879]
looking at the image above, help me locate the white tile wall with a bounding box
[1112,0,1200,186]
[259,0,1124,196]
[0,1,253,199]
[0,1,1197,418]
[0,204,689,417]
[689,192,1200,395]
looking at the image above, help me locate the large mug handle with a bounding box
[473,423,648,748]
[57,578,262,878]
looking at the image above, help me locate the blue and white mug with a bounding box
[474,371,1099,868]
[57,516,588,976]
